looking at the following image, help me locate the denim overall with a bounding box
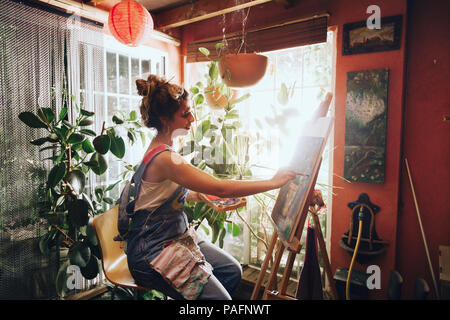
[126,145,242,300]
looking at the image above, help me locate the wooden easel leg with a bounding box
[251,232,278,300]
[262,241,285,300]
[312,212,338,300]
[279,250,298,295]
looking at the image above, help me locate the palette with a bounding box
[199,193,247,212]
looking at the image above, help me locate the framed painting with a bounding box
[344,68,389,184]
[270,116,333,247]
[342,15,402,55]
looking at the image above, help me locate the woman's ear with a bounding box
[136,79,148,96]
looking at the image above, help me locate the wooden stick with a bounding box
[312,211,338,300]
[405,158,440,299]
[251,232,277,300]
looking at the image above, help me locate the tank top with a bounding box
[134,178,179,211]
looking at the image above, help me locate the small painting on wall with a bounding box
[344,68,389,184]
[342,15,402,55]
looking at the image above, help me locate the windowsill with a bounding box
[240,264,298,298]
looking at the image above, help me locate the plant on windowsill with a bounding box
[18,89,147,298]
[180,44,268,249]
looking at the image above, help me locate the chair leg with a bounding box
[110,285,118,300]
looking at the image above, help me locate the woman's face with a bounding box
[165,100,194,137]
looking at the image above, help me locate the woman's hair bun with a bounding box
[136,79,149,96]
[136,74,189,132]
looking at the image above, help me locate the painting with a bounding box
[342,15,402,55]
[344,68,389,184]
[271,117,333,246]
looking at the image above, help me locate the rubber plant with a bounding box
[18,90,147,297]
[181,44,253,248]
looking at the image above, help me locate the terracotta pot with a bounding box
[205,86,238,110]
[218,53,268,88]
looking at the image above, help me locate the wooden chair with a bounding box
[413,278,430,300]
[387,270,403,300]
[92,205,163,300]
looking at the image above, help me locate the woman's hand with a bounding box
[186,191,204,202]
[270,168,297,188]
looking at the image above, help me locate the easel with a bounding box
[250,162,338,300]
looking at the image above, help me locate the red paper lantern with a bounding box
[108,0,153,47]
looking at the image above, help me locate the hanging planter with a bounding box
[205,85,238,110]
[108,0,153,47]
[218,53,268,88]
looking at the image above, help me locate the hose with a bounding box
[346,206,364,300]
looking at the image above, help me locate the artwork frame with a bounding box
[270,117,333,249]
[344,68,389,184]
[342,15,403,55]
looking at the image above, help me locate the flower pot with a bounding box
[205,86,238,110]
[218,53,268,88]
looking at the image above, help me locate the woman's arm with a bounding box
[154,151,297,198]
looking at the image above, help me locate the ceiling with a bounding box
[93,0,278,31]
[139,0,193,14]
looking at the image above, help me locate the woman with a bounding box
[126,74,297,300]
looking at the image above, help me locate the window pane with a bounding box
[106,96,118,126]
[106,52,117,93]
[141,59,150,75]
[119,54,129,94]
[156,62,160,76]
[131,58,140,95]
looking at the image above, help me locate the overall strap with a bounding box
[132,144,172,201]
[115,145,171,241]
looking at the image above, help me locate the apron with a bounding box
[126,146,212,300]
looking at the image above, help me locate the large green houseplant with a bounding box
[18,90,147,297]
[181,44,255,248]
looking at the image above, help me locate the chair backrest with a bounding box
[413,278,430,300]
[387,270,403,300]
[92,205,125,274]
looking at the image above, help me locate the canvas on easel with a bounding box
[270,116,333,250]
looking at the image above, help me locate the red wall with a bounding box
[328,0,407,300]
[397,0,450,299]
[182,0,409,299]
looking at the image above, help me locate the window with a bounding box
[76,35,168,201]
[186,30,335,279]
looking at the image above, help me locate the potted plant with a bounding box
[18,90,147,297]
[218,52,268,88]
[199,44,239,110]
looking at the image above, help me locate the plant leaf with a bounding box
[48,162,66,188]
[59,106,68,121]
[79,119,94,126]
[55,260,70,297]
[69,241,91,268]
[112,115,124,124]
[89,152,107,175]
[129,110,137,121]
[198,47,210,57]
[80,108,95,117]
[68,199,90,227]
[108,132,125,159]
[93,134,111,154]
[81,138,95,154]
[37,108,55,124]
[18,112,48,129]
[66,169,85,194]
[67,133,85,144]
[30,137,49,146]
[80,255,100,280]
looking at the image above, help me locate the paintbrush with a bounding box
[251,164,309,177]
